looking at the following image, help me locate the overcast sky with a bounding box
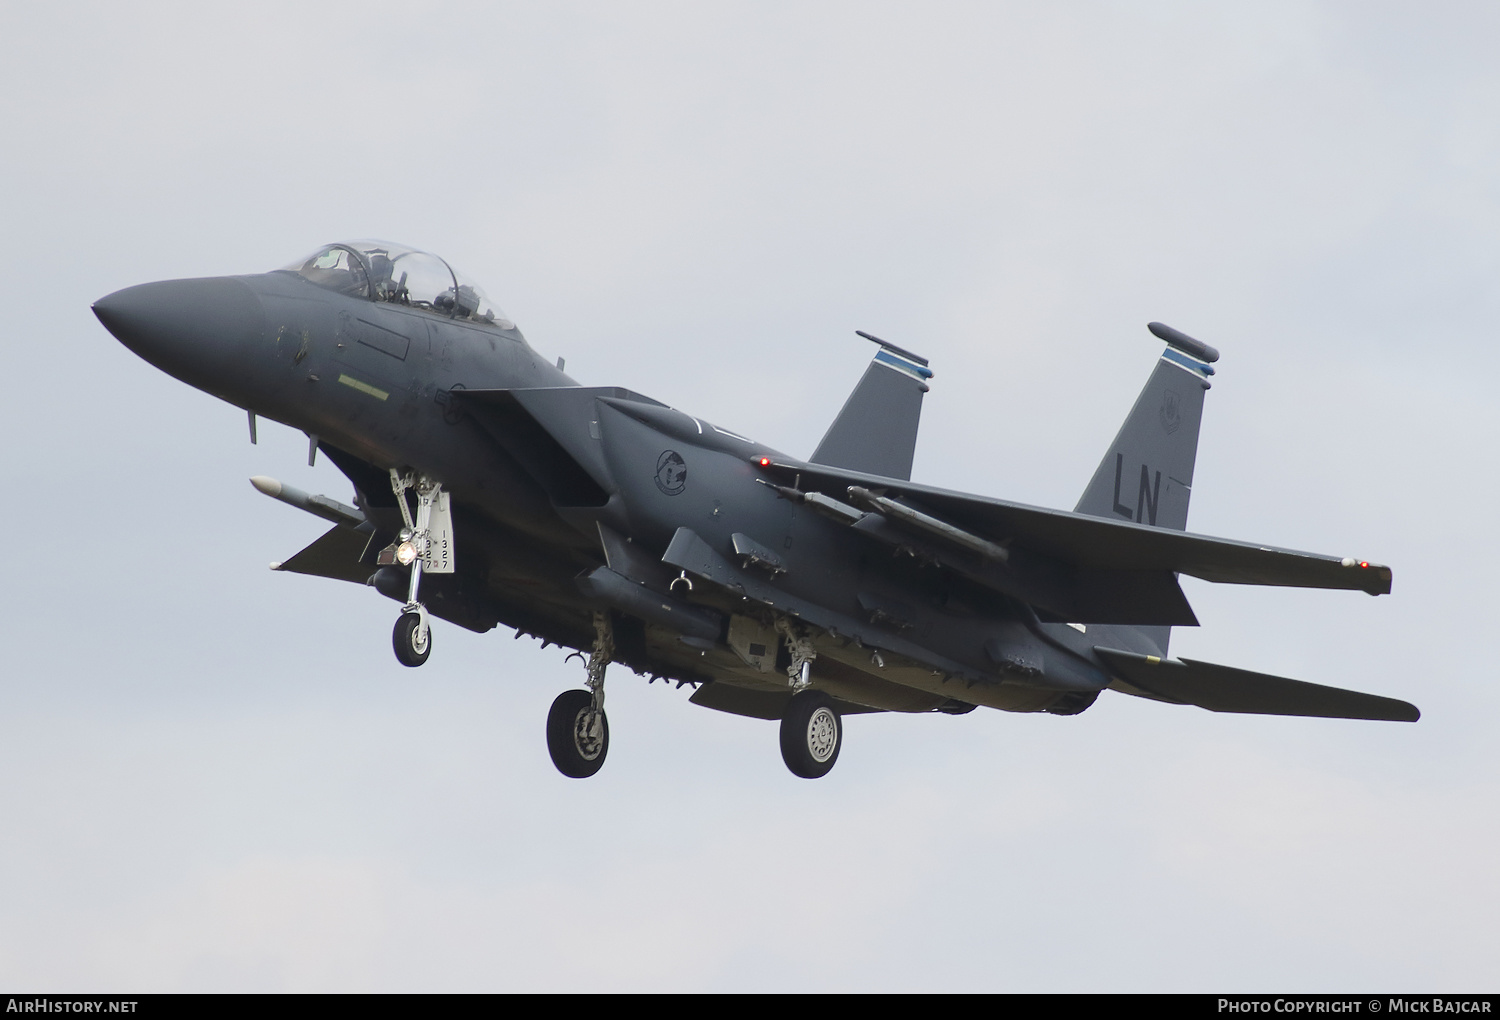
[2,1,1497,991]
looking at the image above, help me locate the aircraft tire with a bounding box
[547,689,609,778]
[392,612,431,667]
[780,690,841,779]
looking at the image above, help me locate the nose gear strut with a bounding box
[390,469,444,667]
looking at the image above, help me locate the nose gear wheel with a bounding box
[393,611,431,667]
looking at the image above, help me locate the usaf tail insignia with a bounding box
[1159,388,1182,435]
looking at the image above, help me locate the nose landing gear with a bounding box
[393,609,431,667]
[387,470,447,668]
[547,612,613,778]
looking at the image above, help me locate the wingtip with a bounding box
[1343,557,1393,595]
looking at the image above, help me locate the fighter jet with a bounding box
[92,239,1418,780]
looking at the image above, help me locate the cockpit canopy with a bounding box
[281,240,515,329]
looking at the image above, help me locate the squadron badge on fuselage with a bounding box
[654,450,688,495]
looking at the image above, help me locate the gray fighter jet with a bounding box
[93,239,1417,780]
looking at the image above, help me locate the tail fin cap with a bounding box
[1148,322,1220,364]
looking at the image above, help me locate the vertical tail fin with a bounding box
[810,331,933,481]
[1076,323,1218,656]
[1074,322,1218,532]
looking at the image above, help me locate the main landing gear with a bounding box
[775,620,842,779]
[547,612,613,778]
[389,471,442,668]
[781,691,842,779]
[538,612,845,780]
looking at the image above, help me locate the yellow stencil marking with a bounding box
[337,374,389,401]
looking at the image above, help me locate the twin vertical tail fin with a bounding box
[810,331,933,481]
[811,322,1215,517]
[1075,323,1217,655]
[1074,322,1219,533]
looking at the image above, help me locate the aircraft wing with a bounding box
[763,460,1391,596]
[1095,648,1419,721]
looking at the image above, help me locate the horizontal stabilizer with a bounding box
[274,524,375,585]
[1095,647,1419,721]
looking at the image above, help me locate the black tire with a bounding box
[392,612,431,667]
[547,689,609,778]
[780,690,841,779]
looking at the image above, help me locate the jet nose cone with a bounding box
[94,277,265,389]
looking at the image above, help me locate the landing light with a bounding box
[396,541,418,566]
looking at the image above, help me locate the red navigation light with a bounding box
[1360,561,1369,568]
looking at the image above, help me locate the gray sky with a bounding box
[2,1,1496,991]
